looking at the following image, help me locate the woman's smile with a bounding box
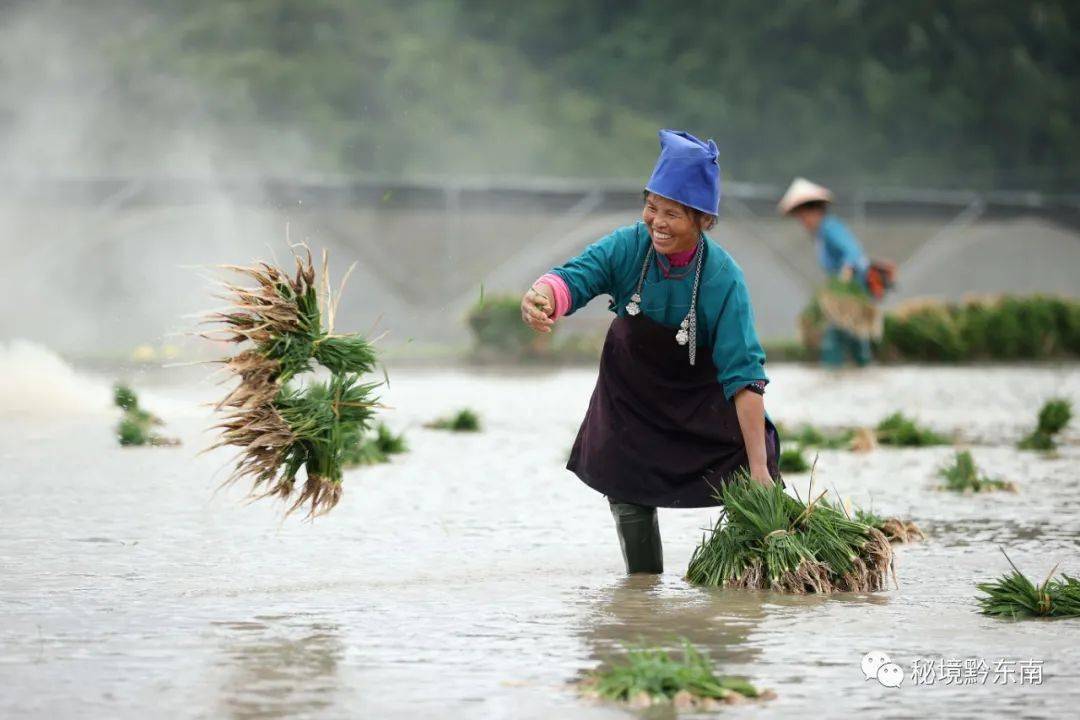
[650,228,674,244]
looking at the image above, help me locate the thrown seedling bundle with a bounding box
[1018,398,1072,451]
[579,639,771,710]
[977,551,1080,619]
[203,249,381,518]
[938,450,1016,493]
[685,472,893,594]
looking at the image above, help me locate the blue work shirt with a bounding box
[817,215,869,279]
[550,222,768,400]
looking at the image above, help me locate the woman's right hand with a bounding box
[521,284,555,333]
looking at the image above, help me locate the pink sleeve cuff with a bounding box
[536,273,571,319]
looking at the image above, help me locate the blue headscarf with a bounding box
[644,129,721,216]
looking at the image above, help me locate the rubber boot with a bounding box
[608,499,663,574]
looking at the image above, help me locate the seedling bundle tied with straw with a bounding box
[686,471,894,594]
[202,248,382,518]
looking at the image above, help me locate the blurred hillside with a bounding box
[2,0,1079,190]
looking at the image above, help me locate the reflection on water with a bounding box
[579,575,763,671]
[213,619,344,720]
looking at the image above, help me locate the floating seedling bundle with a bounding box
[580,639,771,709]
[341,422,408,467]
[114,383,179,447]
[938,451,1016,493]
[778,447,810,473]
[203,250,380,517]
[686,474,893,594]
[977,551,1080,619]
[876,411,948,447]
[425,408,481,432]
[1018,398,1072,451]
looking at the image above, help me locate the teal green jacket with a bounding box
[551,222,768,400]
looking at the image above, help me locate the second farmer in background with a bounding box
[778,178,894,368]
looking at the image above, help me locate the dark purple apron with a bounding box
[567,313,781,508]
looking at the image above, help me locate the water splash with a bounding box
[0,339,110,416]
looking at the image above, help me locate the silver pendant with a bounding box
[625,293,641,316]
[676,317,690,345]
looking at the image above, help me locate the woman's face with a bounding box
[793,205,826,234]
[642,193,703,254]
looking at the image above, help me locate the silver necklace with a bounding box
[625,238,705,365]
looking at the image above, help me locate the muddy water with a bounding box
[2,360,1079,718]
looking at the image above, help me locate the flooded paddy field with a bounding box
[2,358,1080,719]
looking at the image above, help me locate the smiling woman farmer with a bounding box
[521,129,781,575]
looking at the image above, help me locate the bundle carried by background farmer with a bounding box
[202,247,382,518]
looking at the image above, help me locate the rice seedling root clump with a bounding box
[686,472,894,594]
[202,248,382,518]
[853,508,924,543]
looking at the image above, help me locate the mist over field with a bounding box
[1,0,1078,355]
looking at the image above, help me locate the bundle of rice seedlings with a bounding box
[210,374,378,515]
[203,249,382,518]
[341,422,408,467]
[579,639,771,709]
[876,412,948,446]
[113,382,179,447]
[685,472,893,594]
[114,383,140,412]
[778,447,810,473]
[977,551,1080,619]
[852,507,924,543]
[425,408,481,432]
[938,451,1016,493]
[816,279,883,340]
[1018,398,1072,451]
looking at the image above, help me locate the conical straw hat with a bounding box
[777,177,833,215]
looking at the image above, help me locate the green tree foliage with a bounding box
[29,0,1080,188]
[461,0,1080,189]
